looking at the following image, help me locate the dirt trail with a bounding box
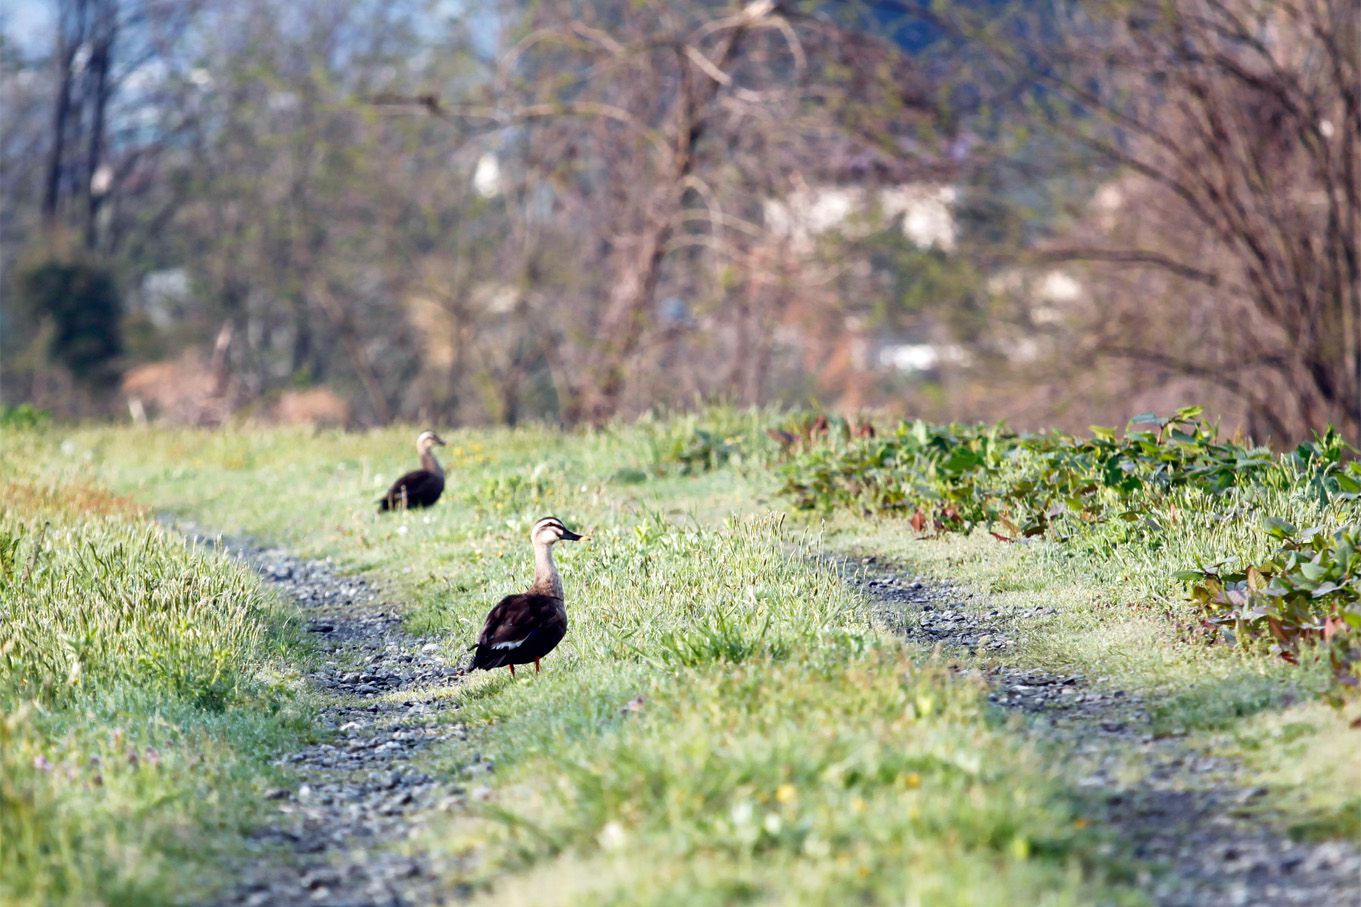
[189,532,472,907]
[847,555,1361,907]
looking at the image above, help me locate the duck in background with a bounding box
[378,430,447,512]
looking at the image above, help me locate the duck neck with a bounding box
[419,447,443,477]
[529,542,563,599]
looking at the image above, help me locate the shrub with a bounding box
[15,259,124,387]
[0,405,51,430]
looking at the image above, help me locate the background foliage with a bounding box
[3,0,1356,443]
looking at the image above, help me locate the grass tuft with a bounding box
[0,439,309,906]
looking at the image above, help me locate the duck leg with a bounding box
[508,664,515,677]
[535,659,541,673]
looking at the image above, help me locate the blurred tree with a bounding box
[379,0,949,423]
[5,0,1350,438]
[39,0,206,252]
[910,0,1361,442]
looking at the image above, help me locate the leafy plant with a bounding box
[780,408,1359,539]
[777,407,1361,697]
[1186,520,1361,696]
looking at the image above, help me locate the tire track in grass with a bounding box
[843,554,1361,907]
[182,529,470,907]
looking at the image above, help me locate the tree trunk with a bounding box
[43,1,88,229]
[83,0,116,250]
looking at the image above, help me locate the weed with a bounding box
[1187,520,1361,694]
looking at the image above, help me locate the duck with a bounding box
[469,516,587,676]
[378,429,447,512]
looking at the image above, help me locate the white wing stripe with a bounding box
[491,636,528,650]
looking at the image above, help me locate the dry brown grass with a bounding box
[0,478,146,520]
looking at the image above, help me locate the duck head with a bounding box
[532,516,588,547]
[416,430,447,453]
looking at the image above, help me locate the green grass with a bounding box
[824,518,1361,841]
[0,451,311,906]
[442,652,1113,906]
[15,411,1356,904]
[2,421,1144,905]
[1211,701,1361,842]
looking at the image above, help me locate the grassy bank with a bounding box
[6,419,1141,904]
[0,445,310,906]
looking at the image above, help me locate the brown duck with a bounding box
[469,516,587,676]
[378,430,446,512]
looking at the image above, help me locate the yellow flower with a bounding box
[902,772,922,789]
[776,783,797,804]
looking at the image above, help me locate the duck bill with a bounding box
[561,529,588,541]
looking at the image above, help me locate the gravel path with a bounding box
[846,554,1361,907]
[190,534,472,907]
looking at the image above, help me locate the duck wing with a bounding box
[378,469,445,511]
[472,593,565,670]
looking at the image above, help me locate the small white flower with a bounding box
[598,821,627,851]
